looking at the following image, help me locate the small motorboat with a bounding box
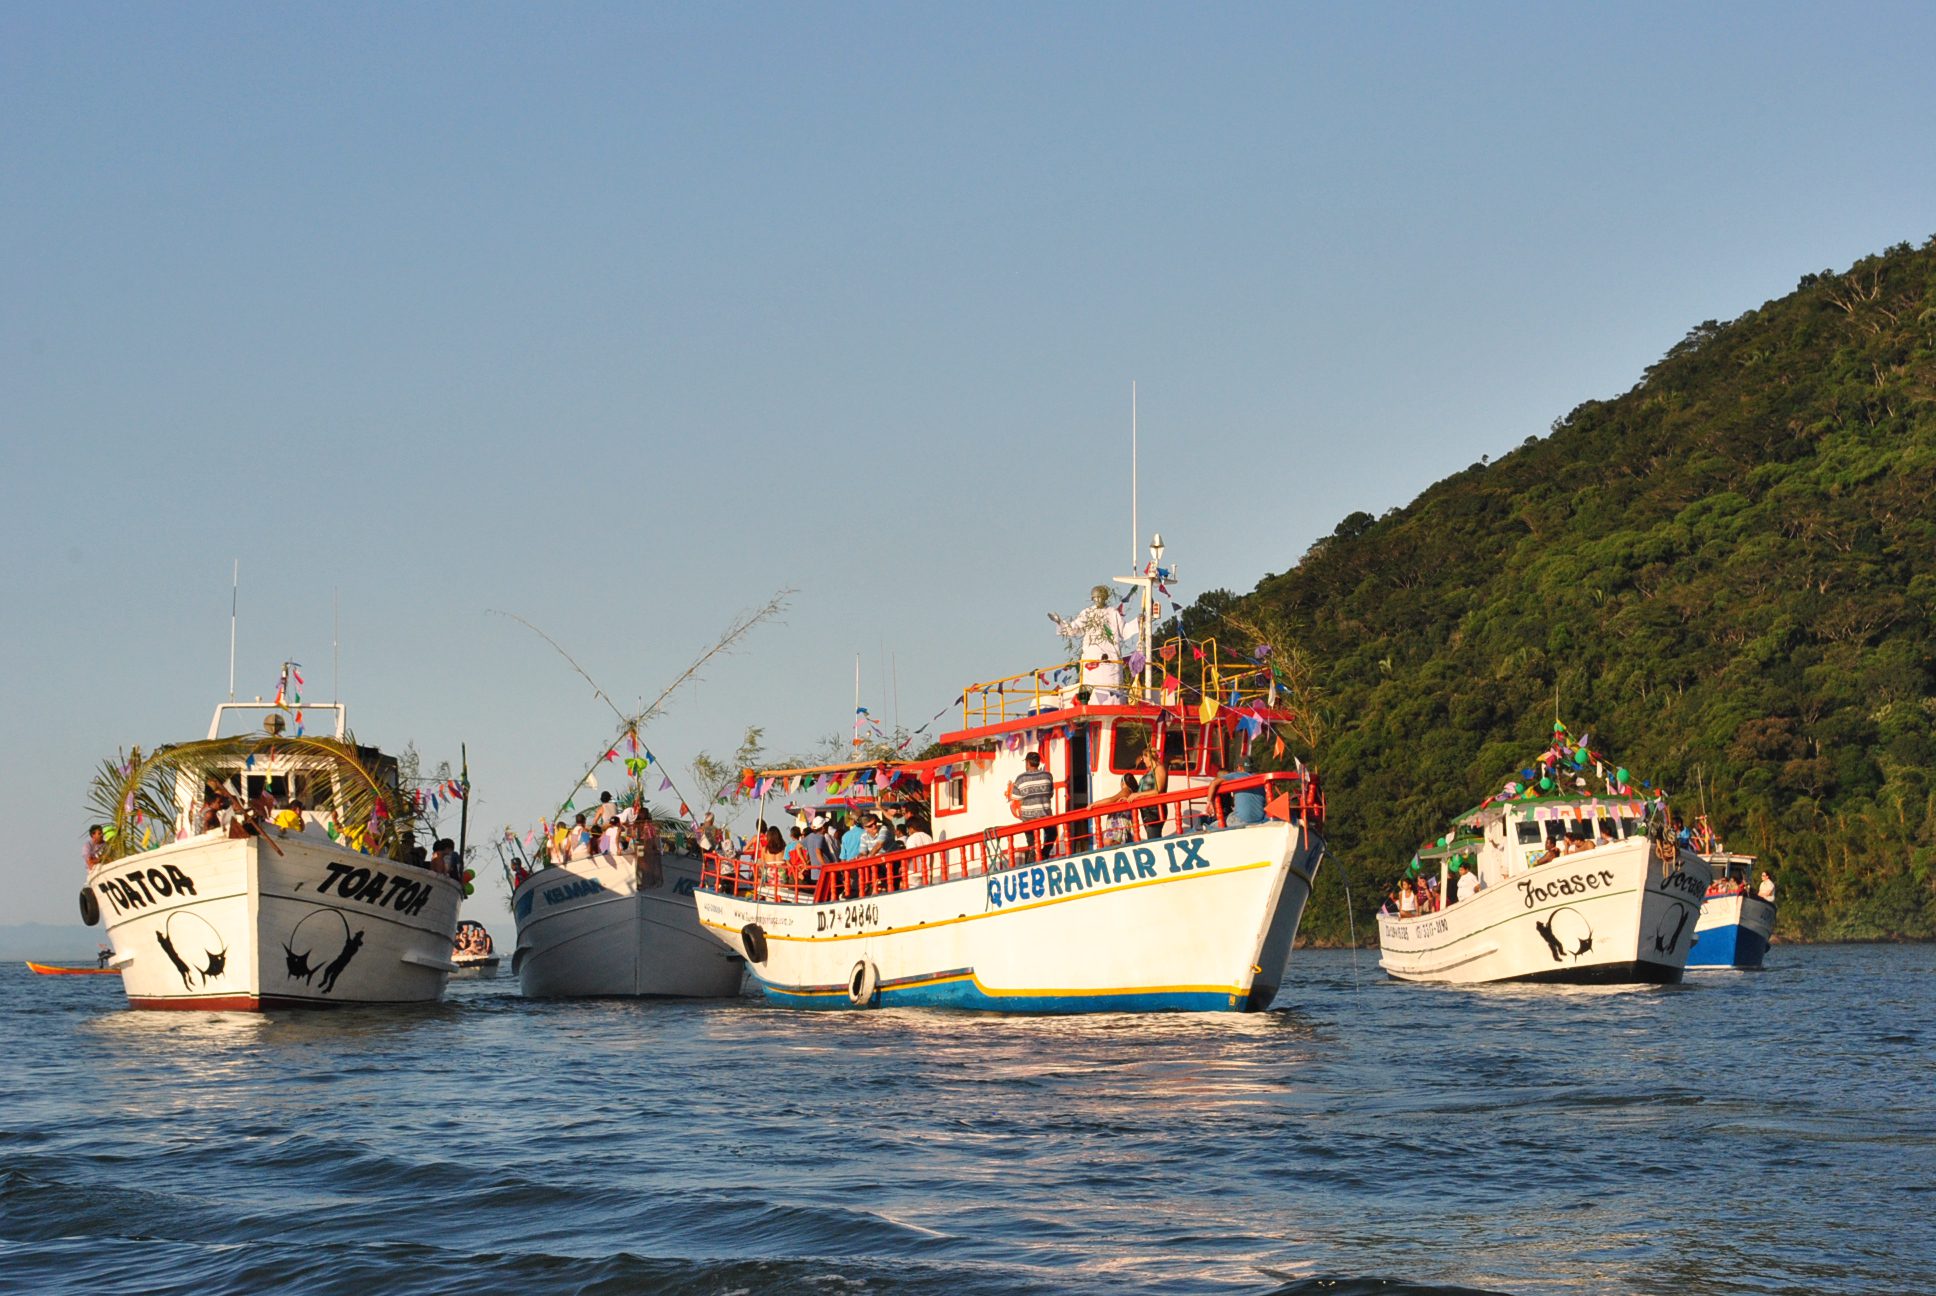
[451,919,501,978]
[25,961,120,976]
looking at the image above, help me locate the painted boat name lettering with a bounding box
[1660,869,1706,898]
[96,865,200,914]
[1410,916,1449,939]
[986,836,1209,910]
[1518,868,1616,909]
[516,875,610,920]
[317,861,434,915]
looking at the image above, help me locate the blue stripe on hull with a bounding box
[1687,921,1769,969]
[755,974,1242,1014]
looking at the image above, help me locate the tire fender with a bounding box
[79,887,101,927]
[847,959,879,1008]
[741,923,769,965]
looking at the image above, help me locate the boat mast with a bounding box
[228,558,239,700]
[458,743,470,862]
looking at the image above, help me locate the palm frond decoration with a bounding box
[86,734,409,865]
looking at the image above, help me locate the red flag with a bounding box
[678,802,690,816]
[1266,792,1291,821]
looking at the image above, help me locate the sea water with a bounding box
[0,944,1929,1295]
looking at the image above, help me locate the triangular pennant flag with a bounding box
[1199,698,1220,723]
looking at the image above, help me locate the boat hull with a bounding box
[1377,839,1712,985]
[696,821,1322,1013]
[25,962,118,976]
[1687,892,1776,969]
[512,851,745,998]
[90,833,463,1010]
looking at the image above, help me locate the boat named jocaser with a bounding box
[1377,724,1712,985]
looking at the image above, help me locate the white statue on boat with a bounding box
[1049,584,1130,703]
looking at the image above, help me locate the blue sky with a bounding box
[5,3,1933,930]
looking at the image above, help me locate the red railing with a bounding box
[698,771,1323,905]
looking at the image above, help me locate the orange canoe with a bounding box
[24,961,119,976]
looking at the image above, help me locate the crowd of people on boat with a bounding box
[453,923,495,958]
[1381,862,1485,917]
[710,804,938,899]
[83,776,469,880]
[537,792,662,865]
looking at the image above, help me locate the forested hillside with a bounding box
[1184,236,1936,944]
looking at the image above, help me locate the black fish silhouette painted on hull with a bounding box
[156,931,196,989]
[200,949,227,981]
[1655,907,1691,954]
[318,931,364,994]
[284,942,319,984]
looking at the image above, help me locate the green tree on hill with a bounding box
[1199,235,1936,944]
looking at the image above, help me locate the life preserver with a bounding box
[847,959,879,1007]
[79,887,100,926]
[741,923,769,965]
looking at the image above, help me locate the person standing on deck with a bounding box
[839,813,865,862]
[84,825,107,870]
[1758,870,1777,902]
[1008,752,1056,861]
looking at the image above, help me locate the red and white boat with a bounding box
[695,537,1327,1013]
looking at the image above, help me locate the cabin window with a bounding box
[1515,821,1542,845]
[1619,816,1644,837]
[1597,816,1620,839]
[933,772,968,818]
[1111,722,1151,773]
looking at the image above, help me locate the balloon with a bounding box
[1575,747,1589,764]
[1539,776,1553,790]
[463,882,475,896]
[463,868,475,882]
[1520,768,1536,779]
[1616,767,1629,783]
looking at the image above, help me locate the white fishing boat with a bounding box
[511,846,744,997]
[1688,841,1776,970]
[1377,726,1712,985]
[82,701,464,1010]
[694,539,1327,1012]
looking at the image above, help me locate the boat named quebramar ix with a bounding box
[1378,725,1712,985]
[82,700,463,1009]
[1687,820,1776,970]
[695,538,1327,1012]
